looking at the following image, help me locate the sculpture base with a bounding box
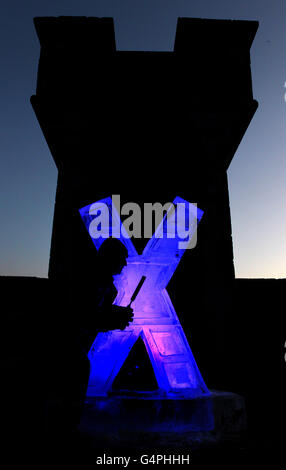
[79,390,247,450]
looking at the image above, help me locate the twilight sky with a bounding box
[0,0,285,278]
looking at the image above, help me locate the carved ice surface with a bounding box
[79,196,210,398]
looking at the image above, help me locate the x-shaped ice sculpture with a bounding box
[79,196,209,398]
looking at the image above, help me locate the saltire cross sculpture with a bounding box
[79,196,210,398]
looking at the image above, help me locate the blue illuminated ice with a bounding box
[79,196,210,398]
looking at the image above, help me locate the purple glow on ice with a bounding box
[79,197,209,398]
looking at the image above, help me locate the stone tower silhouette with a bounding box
[31,17,258,388]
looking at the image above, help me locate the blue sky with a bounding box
[0,0,285,278]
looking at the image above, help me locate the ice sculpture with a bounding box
[79,196,210,398]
